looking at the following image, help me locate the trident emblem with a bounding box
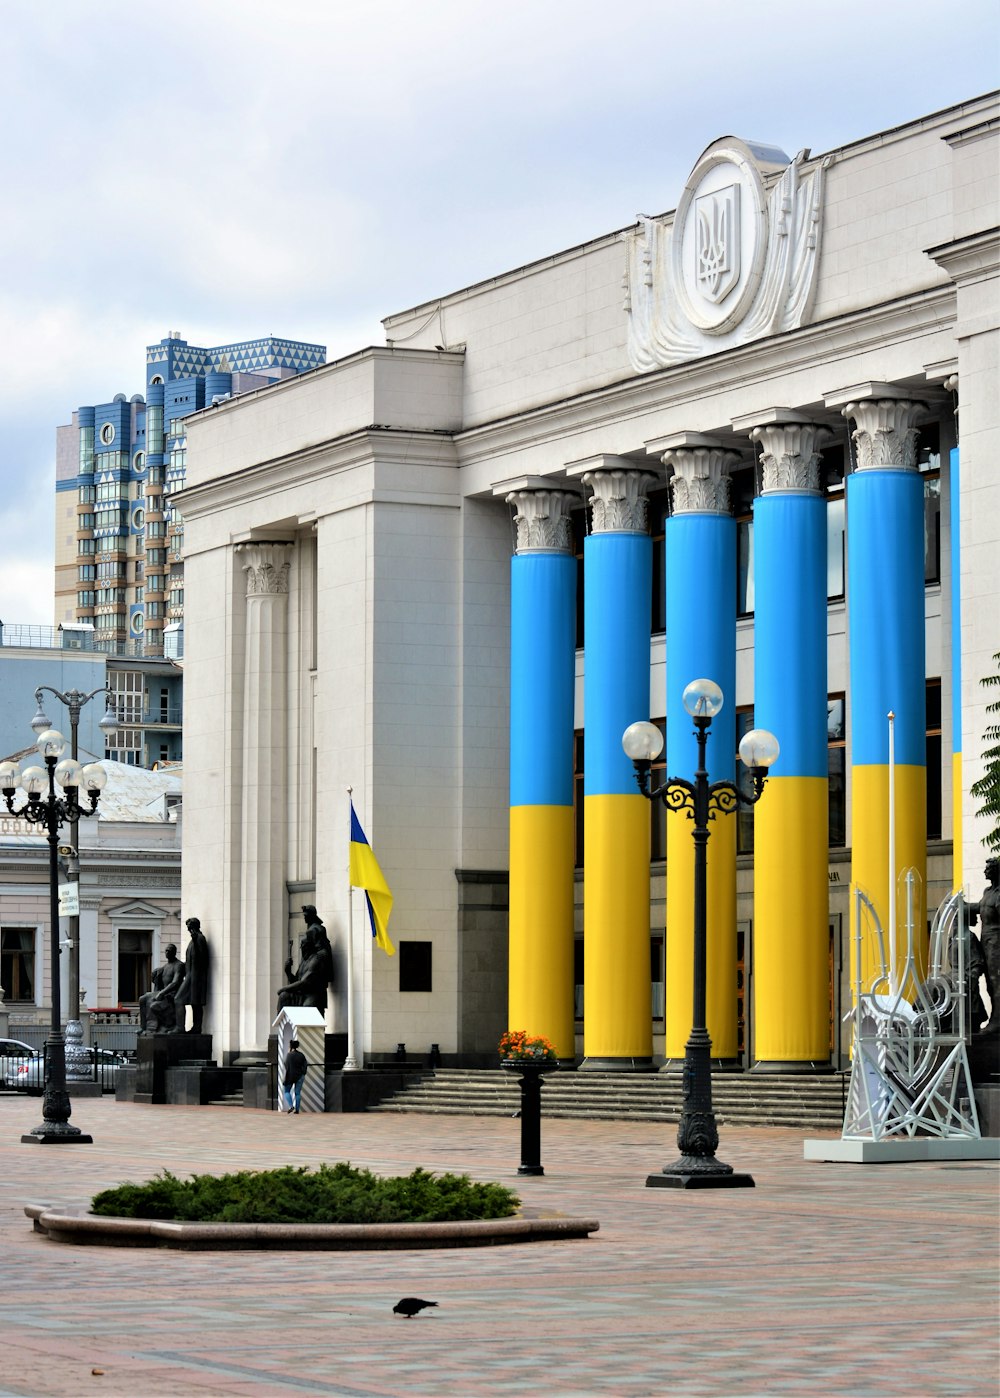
[695,185,740,303]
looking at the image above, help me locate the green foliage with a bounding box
[970,652,1000,855]
[90,1163,520,1224]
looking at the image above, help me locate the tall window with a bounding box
[572,505,586,650]
[117,929,151,1002]
[918,425,941,585]
[735,708,756,854]
[732,467,756,618]
[650,488,669,635]
[573,730,584,869]
[926,679,942,840]
[823,445,846,601]
[1,928,35,1002]
[828,695,846,848]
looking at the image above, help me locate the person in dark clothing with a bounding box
[283,1039,308,1114]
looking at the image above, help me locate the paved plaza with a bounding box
[0,1094,996,1397]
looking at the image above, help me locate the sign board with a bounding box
[58,883,80,917]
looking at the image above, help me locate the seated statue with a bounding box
[276,907,334,1014]
[139,943,184,1034]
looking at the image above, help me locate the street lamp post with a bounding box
[623,678,779,1189]
[30,687,117,1064]
[0,730,107,1143]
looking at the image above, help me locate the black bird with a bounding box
[393,1297,437,1318]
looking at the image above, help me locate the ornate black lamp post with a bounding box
[622,678,778,1189]
[0,729,107,1143]
[30,687,117,1040]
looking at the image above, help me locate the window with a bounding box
[736,708,756,854]
[573,730,584,869]
[926,679,942,840]
[650,488,669,634]
[78,484,96,505]
[573,505,586,650]
[1,928,35,1002]
[574,938,584,1020]
[732,467,756,617]
[117,929,151,1002]
[399,941,432,992]
[99,422,116,445]
[132,451,145,473]
[651,936,664,1020]
[918,425,941,585]
[823,446,846,602]
[828,695,846,849]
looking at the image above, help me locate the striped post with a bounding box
[652,436,740,1064]
[838,392,927,991]
[746,416,830,1068]
[572,460,658,1069]
[506,487,580,1059]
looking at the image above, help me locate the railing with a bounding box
[0,624,182,660]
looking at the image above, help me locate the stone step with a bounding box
[365,1068,847,1129]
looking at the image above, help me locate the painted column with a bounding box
[506,487,579,1059]
[649,435,740,1063]
[831,389,927,991]
[947,375,962,888]
[743,414,830,1067]
[237,542,293,1053]
[570,459,658,1069]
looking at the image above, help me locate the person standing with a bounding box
[283,1039,308,1114]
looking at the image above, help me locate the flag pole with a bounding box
[343,785,360,1071]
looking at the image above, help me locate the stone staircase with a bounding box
[365,1067,848,1131]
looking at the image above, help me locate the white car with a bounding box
[0,1039,41,1087]
[4,1047,125,1094]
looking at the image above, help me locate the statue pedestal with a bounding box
[134,1034,212,1104]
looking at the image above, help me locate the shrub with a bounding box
[90,1163,520,1224]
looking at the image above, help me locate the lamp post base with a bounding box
[22,1123,94,1145]
[646,1158,754,1189]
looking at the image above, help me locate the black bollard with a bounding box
[515,1063,547,1176]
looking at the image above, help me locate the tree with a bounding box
[970,651,1000,855]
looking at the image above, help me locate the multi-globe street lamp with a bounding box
[30,686,118,1076]
[622,678,779,1189]
[0,729,107,1143]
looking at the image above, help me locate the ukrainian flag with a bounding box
[350,803,395,955]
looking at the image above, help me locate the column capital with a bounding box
[645,434,741,515]
[503,484,581,554]
[237,541,294,595]
[733,413,831,494]
[823,384,927,471]
[565,456,660,534]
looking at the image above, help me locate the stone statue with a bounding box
[276,906,334,1013]
[175,917,210,1034]
[139,943,184,1035]
[969,856,1000,1035]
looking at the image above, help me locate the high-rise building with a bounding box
[54,332,325,658]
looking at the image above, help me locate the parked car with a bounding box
[0,1040,40,1086]
[5,1047,126,1094]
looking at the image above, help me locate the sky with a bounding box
[1,0,997,626]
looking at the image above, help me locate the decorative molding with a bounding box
[749,422,831,494]
[839,397,926,471]
[505,489,578,553]
[625,139,829,372]
[653,441,740,515]
[237,542,294,596]
[582,469,659,534]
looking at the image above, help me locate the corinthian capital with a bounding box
[505,489,579,554]
[749,421,830,494]
[238,542,294,596]
[582,468,659,534]
[824,387,927,472]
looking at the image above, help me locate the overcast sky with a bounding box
[1,0,996,626]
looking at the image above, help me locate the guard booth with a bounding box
[271,1006,325,1114]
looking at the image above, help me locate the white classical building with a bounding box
[179,94,999,1068]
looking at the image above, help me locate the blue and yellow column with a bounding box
[506,485,580,1059]
[745,416,830,1067]
[653,436,741,1064]
[949,435,962,889]
[571,459,658,1069]
[834,390,928,991]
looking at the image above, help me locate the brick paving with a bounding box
[0,1094,996,1397]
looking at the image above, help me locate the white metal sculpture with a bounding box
[843,876,981,1141]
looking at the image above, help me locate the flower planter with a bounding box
[501,1059,558,1176]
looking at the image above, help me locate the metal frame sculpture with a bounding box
[843,874,981,1141]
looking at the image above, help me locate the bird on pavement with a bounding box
[393,1297,438,1318]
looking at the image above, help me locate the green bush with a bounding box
[90,1163,520,1224]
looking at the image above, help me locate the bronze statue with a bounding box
[969,856,1000,1035]
[277,907,334,1013]
[175,917,210,1034]
[139,943,184,1034]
